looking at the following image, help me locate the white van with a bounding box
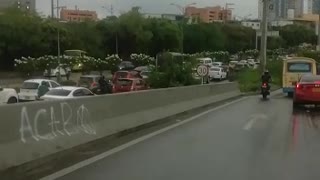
[197,58,213,67]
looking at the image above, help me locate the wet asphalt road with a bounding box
[56,92,320,180]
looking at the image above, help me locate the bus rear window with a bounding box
[287,62,311,73]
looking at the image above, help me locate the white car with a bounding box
[0,87,18,104]
[209,67,227,80]
[41,86,95,101]
[212,62,223,67]
[18,79,60,101]
[239,60,248,64]
[140,71,151,79]
[44,66,68,77]
[197,57,213,67]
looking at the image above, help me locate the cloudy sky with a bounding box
[36,0,258,19]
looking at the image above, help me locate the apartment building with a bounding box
[60,8,98,22]
[185,6,232,23]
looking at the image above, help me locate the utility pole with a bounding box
[111,4,114,16]
[260,0,268,71]
[318,0,320,51]
[56,0,59,19]
[102,4,118,54]
[51,0,54,18]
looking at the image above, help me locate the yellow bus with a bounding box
[282,57,317,96]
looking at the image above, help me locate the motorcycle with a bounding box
[261,82,270,99]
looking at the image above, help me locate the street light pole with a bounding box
[170,2,196,54]
[57,27,61,82]
[102,5,119,55]
[260,0,268,71]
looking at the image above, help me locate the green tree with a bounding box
[65,21,104,58]
[145,18,181,56]
[117,8,153,58]
[0,8,46,70]
[183,23,225,53]
[221,24,255,53]
[279,24,317,47]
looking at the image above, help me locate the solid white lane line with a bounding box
[40,96,248,180]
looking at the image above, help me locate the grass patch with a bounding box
[236,69,260,92]
[235,60,283,92]
[267,60,282,86]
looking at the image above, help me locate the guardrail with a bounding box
[0,82,240,170]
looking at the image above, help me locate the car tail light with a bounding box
[296,83,303,89]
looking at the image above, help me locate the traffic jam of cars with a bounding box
[0,57,256,105]
[0,61,151,105]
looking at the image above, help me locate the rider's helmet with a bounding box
[264,70,269,75]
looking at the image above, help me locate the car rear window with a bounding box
[116,79,133,86]
[79,77,94,84]
[287,62,312,73]
[21,82,39,89]
[46,89,71,96]
[211,68,220,71]
[301,76,320,82]
[115,72,129,78]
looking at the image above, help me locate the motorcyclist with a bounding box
[261,70,272,91]
[98,75,107,94]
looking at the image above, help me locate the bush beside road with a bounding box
[235,60,282,93]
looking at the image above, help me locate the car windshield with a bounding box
[116,79,133,86]
[287,62,312,73]
[21,82,39,89]
[46,89,71,96]
[141,72,150,76]
[213,63,220,66]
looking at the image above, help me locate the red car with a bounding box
[112,70,142,83]
[113,78,149,93]
[293,75,320,107]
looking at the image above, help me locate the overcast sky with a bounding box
[36,0,258,19]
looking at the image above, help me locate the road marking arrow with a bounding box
[243,114,268,130]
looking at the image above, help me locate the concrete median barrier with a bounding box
[0,82,240,170]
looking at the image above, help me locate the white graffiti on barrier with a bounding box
[20,102,96,143]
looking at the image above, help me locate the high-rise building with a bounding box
[258,0,288,20]
[294,0,304,17]
[0,0,35,11]
[308,0,320,14]
[286,0,304,17]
